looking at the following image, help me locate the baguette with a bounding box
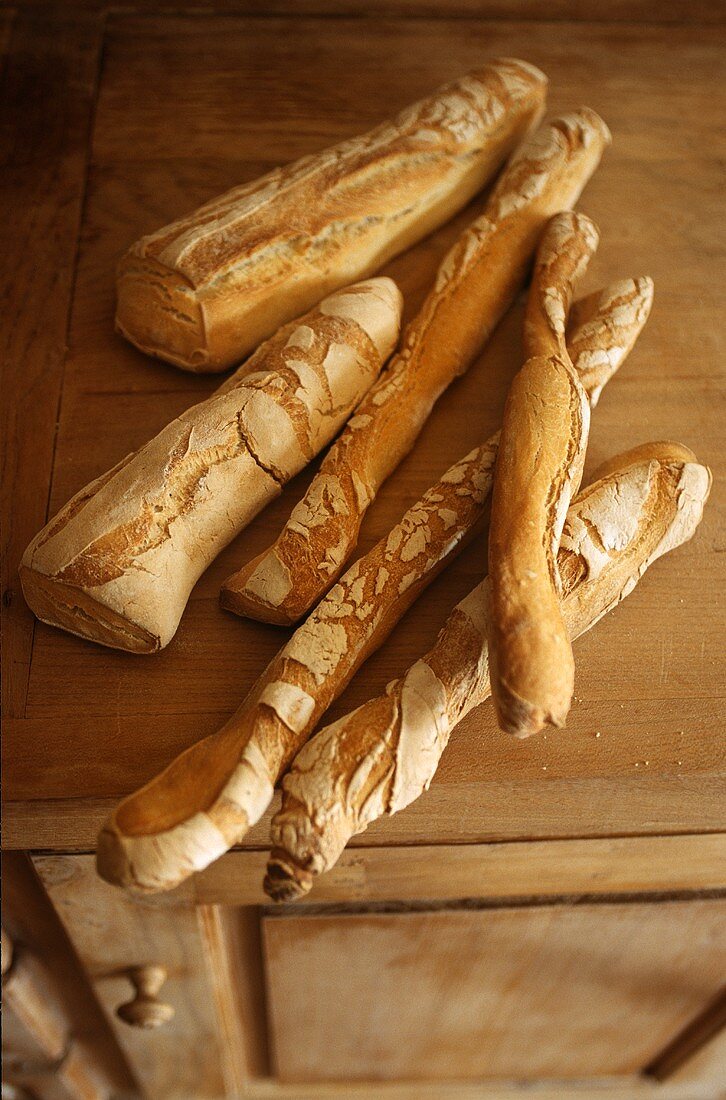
[221,109,612,625]
[20,279,402,653]
[116,59,547,373]
[96,281,646,893]
[265,446,711,901]
[488,211,599,738]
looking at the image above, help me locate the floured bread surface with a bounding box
[116,59,547,371]
[266,451,711,899]
[21,279,402,653]
[222,108,612,626]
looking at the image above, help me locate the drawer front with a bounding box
[262,900,726,1083]
[34,856,225,1100]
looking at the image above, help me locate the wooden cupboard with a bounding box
[0,846,719,1099]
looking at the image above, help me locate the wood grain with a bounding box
[13,1,726,21]
[197,905,271,1091]
[2,14,724,854]
[35,854,227,1099]
[263,900,726,1081]
[222,1079,723,1100]
[188,834,726,906]
[646,987,726,1083]
[0,7,103,719]
[1,852,136,1097]
[24,836,726,907]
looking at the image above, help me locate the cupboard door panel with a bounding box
[34,855,225,1100]
[263,900,726,1082]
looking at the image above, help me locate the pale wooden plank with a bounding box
[23,838,726,906]
[197,905,270,1090]
[243,1079,719,1100]
[6,768,726,852]
[190,835,726,906]
[262,901,726,1081]
[34,854,227,1100]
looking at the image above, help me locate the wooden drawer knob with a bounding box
[116,965,175,1029]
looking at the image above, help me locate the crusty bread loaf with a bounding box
[221,108,611,625]
[116,59,547,373]
[265,447,712,901]
[95,281,645,894]
[487,211,599,739]
[20,279,402,653]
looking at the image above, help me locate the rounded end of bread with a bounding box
[19,564,161,653]
[486,57,549,94]
[264,850,314,903]
[96,825,135,890]
[219,566,303,627]
[116,251,219,373]
[319,277,403,361]
[589,441,699,485]
[559,107,612,151]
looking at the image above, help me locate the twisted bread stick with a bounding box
[96,280,649,894]
[21,279,402,652]
[488,211,599,738]
[266,446,710,901]
[221,109,611,625]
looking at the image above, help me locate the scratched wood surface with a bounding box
[2,10,725,850]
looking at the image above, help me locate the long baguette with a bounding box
[116,60,547,373]
[20,279,402,653]
[265,446,711,901]
[96,282,648,893]
[221,109,612,625]
[488,211,598,738]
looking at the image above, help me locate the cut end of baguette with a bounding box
[492,675,570,739]
[116,253,214,372]
[219,574,300,627]
[19,565,161,653]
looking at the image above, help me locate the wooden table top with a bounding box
[3,4,724,852]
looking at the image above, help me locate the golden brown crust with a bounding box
[566,277,654,407]
[589,440,696,483]
[488,211,598,738]
[21,279,402,653]
[95,284,643,894]
[116,59,548,372]
[222,109,611,625]
[265,449,711,901]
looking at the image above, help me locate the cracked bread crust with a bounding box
[20,278,402,653]
[265,448,711,901]
[221,109,611,626]
[488,211,599,738]
[116,59,547,372]
[95,278,647,894]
